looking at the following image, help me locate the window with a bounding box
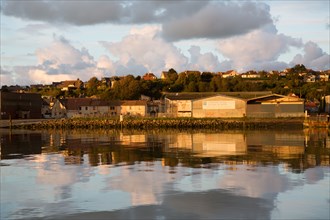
[85,107,88,110]
[110,106,115,110]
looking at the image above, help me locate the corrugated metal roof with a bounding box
[247,94,304,104]
[164,92,272,101]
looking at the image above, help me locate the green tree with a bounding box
[184,81,198,92]
[198,81,210,92]
[201,72,214,82]
[140,80,163,99]
[210,75,222,91]
[86,77,101,97]
[112,75,141,100]
[167,68,178,83]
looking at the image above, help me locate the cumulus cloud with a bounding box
[217,25,303,71]
[96,55,114,70]
[2,0,271,41]
[35,35,95,74]
[100,26,188,76]
[188,46,221,71]
[23,35,106,84]
[291,41,330,70]
[2,23,328,86]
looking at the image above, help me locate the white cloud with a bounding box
[219,166,291,198]
[96,55,114,70]
[36,36,95,73]
[28,68,73,85]
[100,26,188,76]
[2,22,329,86]
[217,25,303,71]
[291,41,330,70]
[188,46,221,71]
[26,35,107,83]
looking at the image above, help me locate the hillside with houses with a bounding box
[1,64,329,120]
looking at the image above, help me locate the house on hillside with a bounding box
[142,73,157,80]
[241,71,261,78]
[160,71,169,80]
[318,72,329,82]
[56,79,84,91]
[304,74,316,83]
[121,100,147,116]
[222,70,238,78]
[0,91,42,119]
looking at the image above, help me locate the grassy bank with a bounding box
[11,117,305,130]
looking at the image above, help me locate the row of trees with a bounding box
[34,66,329,101]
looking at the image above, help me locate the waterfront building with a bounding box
[246,94,305,118]
[120,100,148,117]
[165,92,304,118]
[0,91,42,119]
[51,98,121,118]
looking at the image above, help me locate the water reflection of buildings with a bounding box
[60,130,329,171]
[1,129,329,172]
[163,131,308,158]
[165,133,247,157]
[0,130,42,159]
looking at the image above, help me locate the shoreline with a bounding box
[1,117,306,130]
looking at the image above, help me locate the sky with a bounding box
[0,0,329,86]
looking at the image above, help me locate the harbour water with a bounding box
[1,128,329,220]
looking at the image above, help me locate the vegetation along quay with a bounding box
[7,117,306,130]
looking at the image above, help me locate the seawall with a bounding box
[4,117,305,130]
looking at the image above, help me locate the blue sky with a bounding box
[1,0,329,86]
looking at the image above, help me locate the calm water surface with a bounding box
[1,128,329,220]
